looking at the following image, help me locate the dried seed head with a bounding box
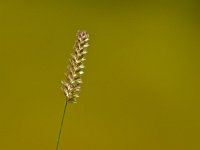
[61,31,89,103]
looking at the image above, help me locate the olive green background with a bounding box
[0,0,199,150]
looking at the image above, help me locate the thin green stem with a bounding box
[56,101,68,150]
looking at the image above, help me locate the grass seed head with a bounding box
[61,31,89,103]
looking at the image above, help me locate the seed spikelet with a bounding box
[61,31,89,103]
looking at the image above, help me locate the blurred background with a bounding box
[0,0,199,150]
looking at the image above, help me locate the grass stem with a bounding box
[56,101,68,150]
